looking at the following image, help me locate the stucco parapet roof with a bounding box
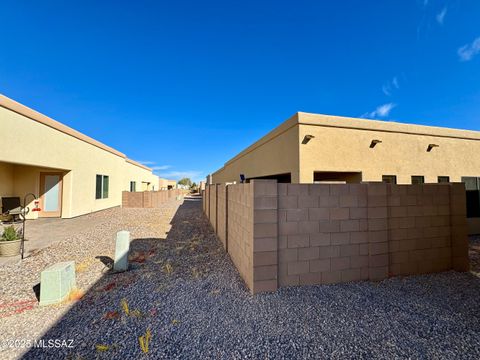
[221,111,480,169]
[0,93,153,172]
[298,112,480,141]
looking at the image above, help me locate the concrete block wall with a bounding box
[387,184,451,276]
[205,186,210,219]
[122,190,184,208]
[217,185,228,250]
[278,183,373,286]
[252,180,278,293]
[449,183,470,271]
[203,181,469,294]
[122,192,144,208]
[227,183,254,291]
[210,185,218,233]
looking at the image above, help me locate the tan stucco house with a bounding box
[0,94,160,219]
[211,112,480,234]
[159,178,178,190]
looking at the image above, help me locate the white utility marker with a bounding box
[114,230,130,272]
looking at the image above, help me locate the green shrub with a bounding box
[1,226,20,241]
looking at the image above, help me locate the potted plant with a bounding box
[0,225,22,257]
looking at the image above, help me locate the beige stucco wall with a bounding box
[0,162,68,219]
[0,98,159,219]
[210,112,480,235]
[298,113,480,184]
[158,178,177,190]
[0,162,14,199]
[212,112,480,186]
[211,114,300,184]
[123,162,159,192]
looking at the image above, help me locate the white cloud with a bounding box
[436,6,447,25]
[134,161,171,171]
[458,37,480,61]
[382,85,391,96]
[392,76,399,89]
[160,170,205,182]
[361,103,396,119]
[150,165,171,171]
[382,76,400,96]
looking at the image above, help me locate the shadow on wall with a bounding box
[21,196,245,359]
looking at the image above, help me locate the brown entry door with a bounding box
[39,173,63,218]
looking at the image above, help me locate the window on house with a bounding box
[382,175,397,184]
[461,177,480,218]
[130,181,136,192]
[411,176,425,185]
[438,176,450,183]
[96,175,109,199]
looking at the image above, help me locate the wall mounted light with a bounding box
[370,139,382,148]
[302,135,315,144]
[427,144,439,152]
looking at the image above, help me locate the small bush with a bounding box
[1,226,20,241]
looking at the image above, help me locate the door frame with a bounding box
[39,172,63,218]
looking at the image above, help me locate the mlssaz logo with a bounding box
[34,339,75,348]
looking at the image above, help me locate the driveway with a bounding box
[0,208,122,266]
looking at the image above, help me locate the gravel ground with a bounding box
[1,197,480,359]
[469,234,480,274]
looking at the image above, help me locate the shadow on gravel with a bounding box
[95,255,114,269]
[32,284,40,302]
[21,196,239,359]
[21,196,480,359]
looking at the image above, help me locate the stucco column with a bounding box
[61,170,73,218]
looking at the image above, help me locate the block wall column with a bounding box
[252,180,279,293]
[450,183,470,271]
[367,183,389,280]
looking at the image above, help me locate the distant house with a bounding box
[0,94,159,219]
[211,112,480,235]
[159,178,177,190]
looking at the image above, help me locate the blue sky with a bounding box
[1,1,479,182]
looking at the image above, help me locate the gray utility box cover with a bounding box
[114,230,130,272]
[39,261,76,306]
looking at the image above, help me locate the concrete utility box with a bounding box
[39,261,76,306]
[114,230,130,272]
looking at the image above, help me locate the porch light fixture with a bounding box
[302,135,315,144]
[427,144,439,152]
[370,139,382,148]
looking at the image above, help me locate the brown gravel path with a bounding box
[1,198,479,359]
[469,235,480,274]
[0,198,183,359]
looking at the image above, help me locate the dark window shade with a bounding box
[463,177,479,191]
[382,175,397,184]
[411,176,425,185]
[462,177,480,218]
[466,191,480,218]
[95,175,102,199]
